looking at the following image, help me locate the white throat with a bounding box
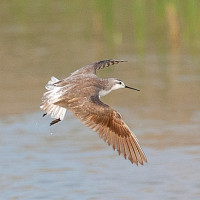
[99,84,124,98]
[99,89,112,98]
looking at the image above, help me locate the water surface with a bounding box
[0,1,200,200]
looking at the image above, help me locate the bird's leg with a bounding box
[43,113,47,117]
[50,118,61,126]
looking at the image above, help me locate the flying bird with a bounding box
[40,59,147,165]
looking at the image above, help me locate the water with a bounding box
[1,113,200,200]
[1,1,200,200]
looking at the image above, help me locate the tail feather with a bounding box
[45,76,60,90]
[49,76,60,84]
[40,76,67,121]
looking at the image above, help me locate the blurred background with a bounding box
[0,1,200,200]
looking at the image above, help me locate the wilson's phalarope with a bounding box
[40,59,147,165]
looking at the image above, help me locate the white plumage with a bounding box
[40,76,66,120]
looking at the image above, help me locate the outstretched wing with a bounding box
[71,59,127,76]
[55,95,147,165]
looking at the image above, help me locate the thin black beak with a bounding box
[125,85,140,91]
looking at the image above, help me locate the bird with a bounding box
[40,59,147,165]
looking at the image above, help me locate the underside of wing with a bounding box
[59,95,147,165]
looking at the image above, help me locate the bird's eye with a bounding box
[119,81,122,85]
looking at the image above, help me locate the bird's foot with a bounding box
[50,118,61,126]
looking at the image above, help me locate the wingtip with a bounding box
[139,158,148,165]
[111,59,128,63]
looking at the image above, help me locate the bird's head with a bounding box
[110,79,140,91]
[99,78,140,98]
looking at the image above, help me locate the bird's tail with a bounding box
[40,76,66,121]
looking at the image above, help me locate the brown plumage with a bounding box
[40,59,147,165]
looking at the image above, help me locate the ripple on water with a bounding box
[0,113,200,200]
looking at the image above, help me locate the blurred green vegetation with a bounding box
[1,0,200,56]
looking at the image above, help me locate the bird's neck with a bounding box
[99,88,112,98]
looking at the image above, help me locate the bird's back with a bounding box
[62,74,103,98]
